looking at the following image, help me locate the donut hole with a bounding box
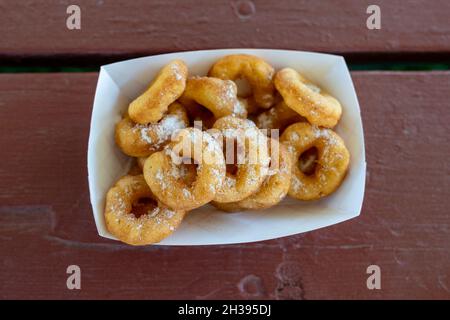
[227,163,239,176]
[298,147,318,176]
[234,78,252,97]
[223,137,243,176]
[131,197,158,218]
[186,103,214,128]
[171,157,198,187]
[180,161,198,187]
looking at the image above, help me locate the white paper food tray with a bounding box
[87,49,366,245]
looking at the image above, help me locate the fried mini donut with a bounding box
[212,138,292,211]
[115,102,189,157]
[179,76,247,119]
[104,175,185,245]
[274,68,342,128]
[208,54,275,109]
[280,122,350,200]
[144,128,226,211]
[256,101,306,133]
[129,60,188,124]
[212,116,270,203]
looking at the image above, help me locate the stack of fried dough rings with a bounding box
[106,54,350,245]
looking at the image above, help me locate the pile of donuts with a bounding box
[105,54,350,245]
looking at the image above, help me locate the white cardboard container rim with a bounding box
[87,49,366,246]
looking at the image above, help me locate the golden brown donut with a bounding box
[212,138,292,211]
[104,175,185,245]
[208,54,275,109]
[211,116,270,203]
[179,76,247,119]
[280,122,350,200]
[274,68,342,128]
[255,101,306,133]
[129,60,188,124]
[115,102,189,157]
[143,128,226,211]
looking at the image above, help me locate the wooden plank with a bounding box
[0,71,449,299]
[1,0,450,63]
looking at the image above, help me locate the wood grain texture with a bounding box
[1,0,450,61]
[0,71,449,299]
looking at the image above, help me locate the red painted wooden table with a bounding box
[0,1,449,299]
